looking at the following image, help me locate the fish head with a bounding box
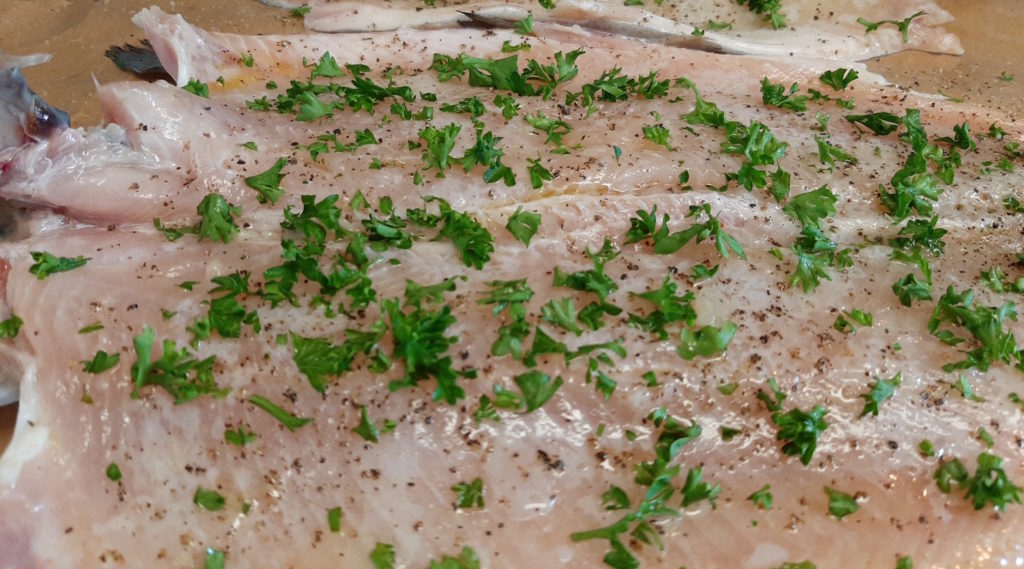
[0,53,70,150]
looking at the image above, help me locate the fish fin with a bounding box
[104,40,172,80]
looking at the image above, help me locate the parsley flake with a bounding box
[193,487,226,511]
[859,373,901,417]
[82,351,120,374]
[769,402,829,465]
[249,394,312,432]
[131,326,228,404]
[452,477,485,509]
[934,452,1023,511]
[748,484,773,509]
[327,506,343,532]
[106,463,122,482]
[224,425,257,446]
[183,78,209,98]
[642,123,673,151]
[29,251,90,279]
[677,321,737,360]
[819,68,858,91]
[244,157,288,205]
[0,314,22,339]
[824,486,859,519]
[761,78,809,112]
[370,543,396,569]
[857,10,926,43]
[353,405,383,443]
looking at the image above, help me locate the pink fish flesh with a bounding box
[0,7,1022,569]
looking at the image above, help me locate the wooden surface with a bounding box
[0,1,1021,452]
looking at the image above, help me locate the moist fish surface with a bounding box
[1,7,1023,569]
[296,0,962,61]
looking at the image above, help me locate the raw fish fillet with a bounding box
[1,7,1022,569]
[298,0,963,60]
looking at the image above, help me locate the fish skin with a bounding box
[298,0,963,60]
[1,7,1024,569]
[0,52,70,151]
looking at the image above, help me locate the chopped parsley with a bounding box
[919,439,935,457]
[154,194,241,244]
[385,281,475,404]
[452,477,485,509]
[426,547,481,569]
[431,48,583,100]
[748,484,773,509]
[204,549,226,569]
[857,10,927,43]
[514,14,534,35]
[183,78,209,98]
[249,394,312,432]
[824,486,859,519]
[106,463,122,482]
[28,251,90,279]
[627,204,745,259]
[571,409,700,569]
[553,238,620,301]
[859,373,901,417]
[642,123,673,150]
[224,425,257,446]
[327,506,343,532]
[819,68,858,91]
[370,543,396,569]
[515,370,563,412]
[524,111,573,153]
[505,206,544,246]
[418,123,462,177]
[82,351,120,374]
[193,487,226,511]
[761,78,809,112]
[353,405,390,443]
[677,321,737,360]
[815,135,858,168]
[130,326,227,404]
[479,279,533,360]
[928,287,1020,373]
[290,333,355,393]
[628,273,697,340]
[0,313,22,338]
[845,111,901,135]
[736,0,786,29]
[541,297,583,335]
[934,452,1022,511]
[501,40,531,53]
[681,466,721,506]
[760,387,829,465]
[527,156,553,189]
[430,197,494,269]
[833,308,873,334]
[244,158,288,205]
[78,322,104,334]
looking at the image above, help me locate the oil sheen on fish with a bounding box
[1,7,1022,569]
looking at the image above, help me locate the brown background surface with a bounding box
[0,0,1021,451]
